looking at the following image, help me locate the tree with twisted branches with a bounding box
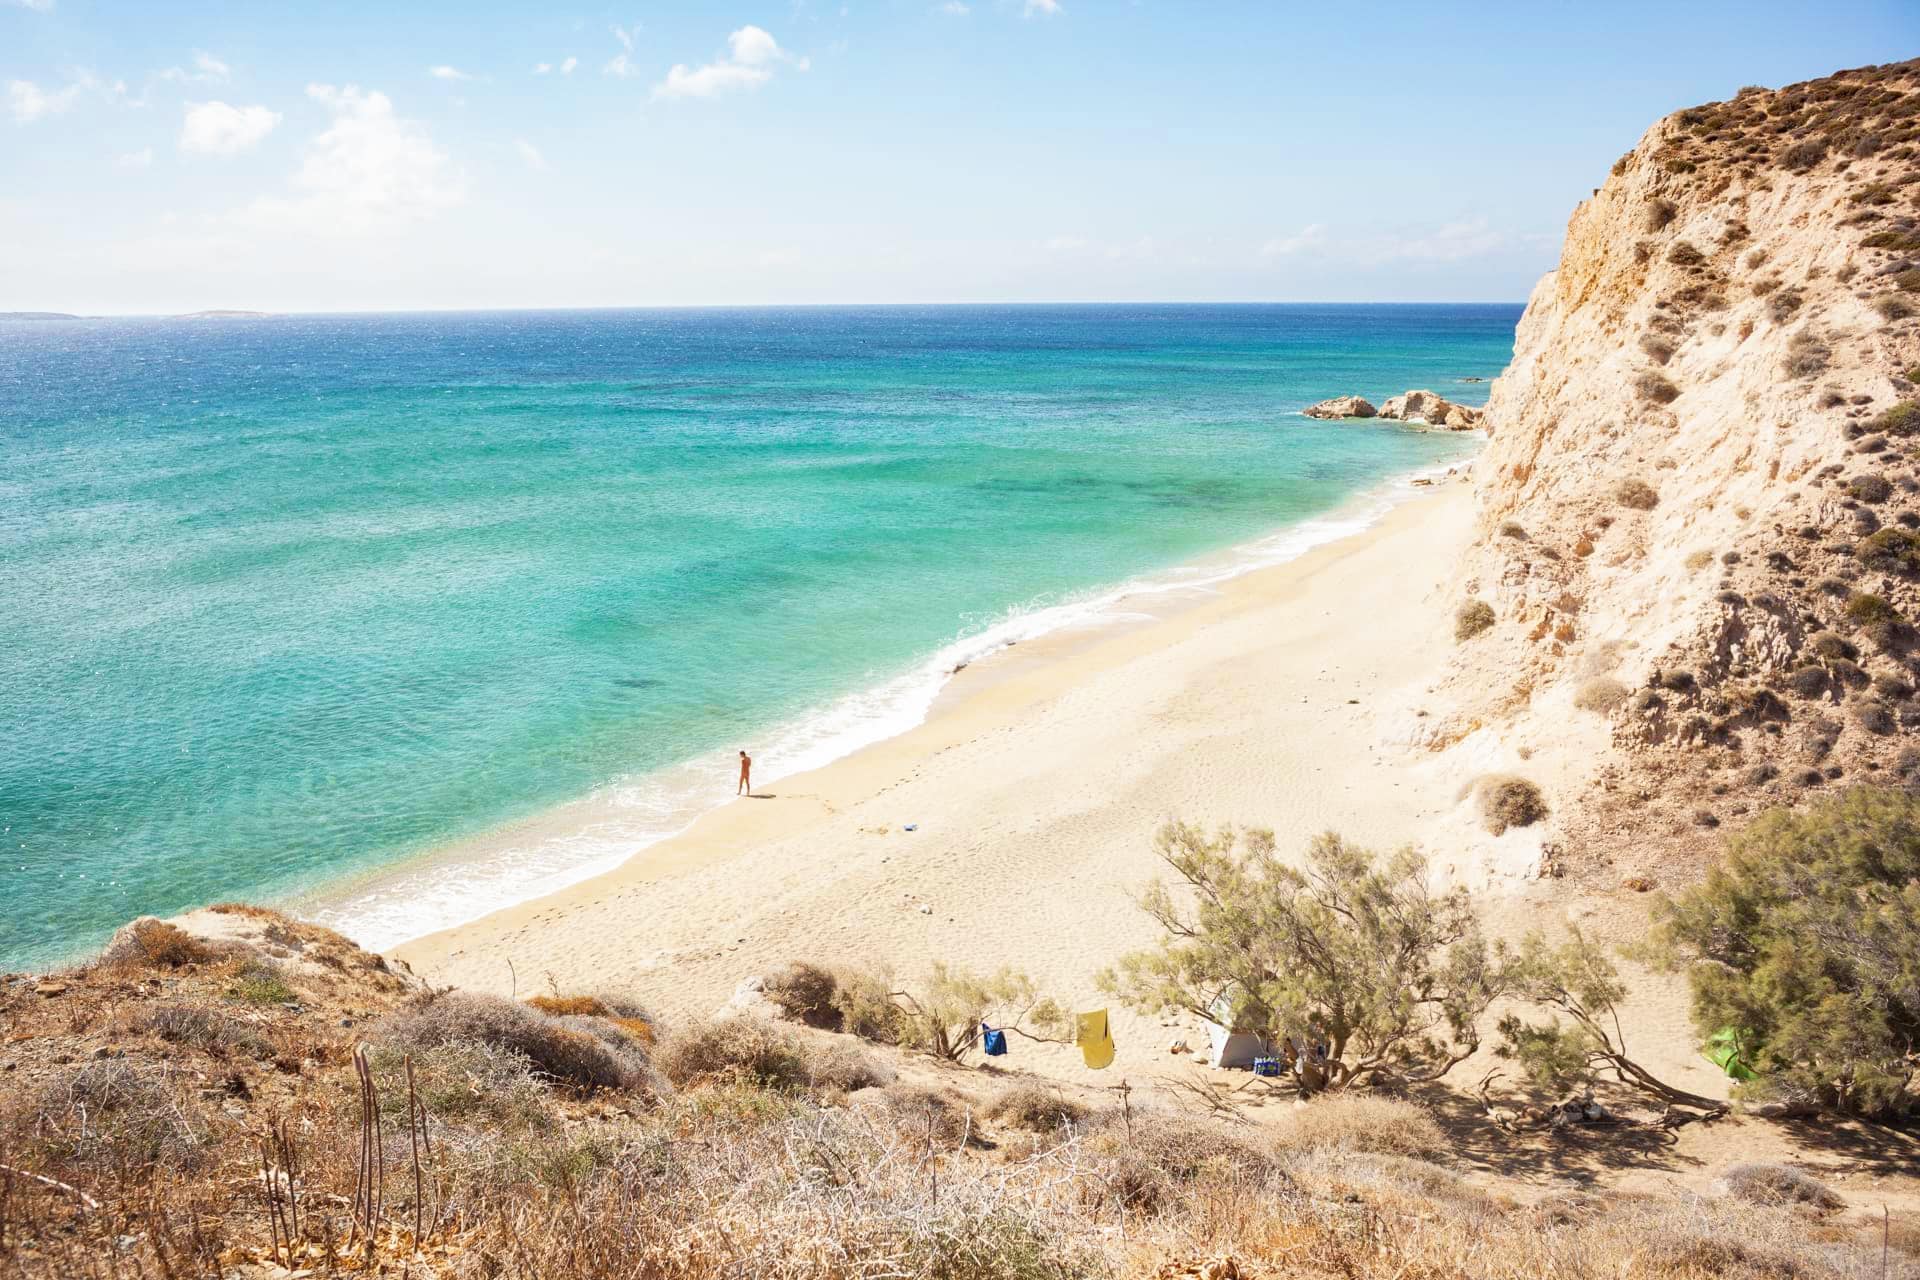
[1100,821,1501,1090]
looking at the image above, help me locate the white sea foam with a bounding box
[309,459,1468,953]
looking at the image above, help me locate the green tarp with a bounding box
[1704,1027,1758,1081]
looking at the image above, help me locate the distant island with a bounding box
[0,311,83,322]
[175,310,273,319]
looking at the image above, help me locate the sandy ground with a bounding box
[386,474,1920,1222]
[397,474,1557,1078]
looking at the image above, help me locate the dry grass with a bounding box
[1721,1161,1845,1209]
[1478,775,1548,835]
[377,990,660,1095]
[1454,599,1496,642]
[95,917,217,973]
[1265,1095,1445,1159]
[762,961,845,1031]
[990,1079,1089,1132]
[1615,477,1661,509]
[1574,676,1631,713]
[655,1014,892,1095]
[1635,371,1681,404]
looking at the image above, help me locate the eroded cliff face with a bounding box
[1436,59,1920,886]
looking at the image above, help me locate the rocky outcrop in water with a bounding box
[1378,389,1483,429]
[1302,395,1377,420]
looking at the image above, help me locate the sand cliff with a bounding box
[1420,59,1920,889]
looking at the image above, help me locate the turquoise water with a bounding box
[0,304,1515,968]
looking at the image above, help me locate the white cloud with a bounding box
[536,56,580,75]
[179,101,281,155]
[514,138,545,170]
[605,23,641,73]
[427,65,471,81]
[652,25,807,101]
[116,146,154,169]
[561,56,578,75]
[533,62,552,74]
[1258,224,1324,258]
[161,51,230,84]
[8,74,94,123]
[236,84,463,235]
[6,0,55,10]
[1024,0,1061,14]
[938,1,971,12]
[1043,234,1088,252]
[1371,217,1507,263]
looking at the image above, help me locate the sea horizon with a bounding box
[1,302,1515,969]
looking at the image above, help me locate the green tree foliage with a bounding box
[1497,930,1726,1113]
[1652,788,1920,1120]
[831,962,1070,1063]
[1100,821,1500,1089]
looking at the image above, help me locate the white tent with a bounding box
[1204,987,1268,1070]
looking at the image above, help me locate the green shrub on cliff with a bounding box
[1651,788,1920,1120]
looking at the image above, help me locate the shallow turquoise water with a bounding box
[0,304,1515,967]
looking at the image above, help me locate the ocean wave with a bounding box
[309,458,1468,953]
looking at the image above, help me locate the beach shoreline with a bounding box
[391,464,1532,1082]
[300,449,1480,957]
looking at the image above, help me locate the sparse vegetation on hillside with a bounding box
[1478,774,1548,834]
[1454,598,1495,641]
[1614,477,1660,509]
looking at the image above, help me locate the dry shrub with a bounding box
[1667,240,1707,266]
[1849,473,1893,503]
[1266,1095,1444,1159]
[1478,775,1547,835]
[859,1082,980,1146]
[377,990,655,1094]
[97,917,215,972]
[763,961,845,1031]
[527,991,658,1043]
[1874,402,1920,436]
[1454,599,1495,642]
[989,1079,1088,1132]
[1644,196,1678,231]
[1573,676,1630,713]
[1721,1161,1844,1209]
[1638,333,1675,364]
[1284,1147,1487,1211]
[1635,371,1680,404]
[1783,330,1831,379]
[138,1002,274,1060]
[655,1015,891,1094]
[1615,477,1661,509]
[226,956,295,1005]
[29,1059,208,1171]
[367,1038,557,1128]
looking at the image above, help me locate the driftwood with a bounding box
[1476,1071,1722,1136]
[0,1163,102,1211]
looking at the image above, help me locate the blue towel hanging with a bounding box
[981,1023,1007,1056]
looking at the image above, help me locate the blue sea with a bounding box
[0,304,1517,970]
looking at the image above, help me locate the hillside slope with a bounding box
[1430,58,1920,887]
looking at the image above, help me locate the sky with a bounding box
[1,1,1915,314]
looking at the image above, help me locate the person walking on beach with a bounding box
[737,750,752,796]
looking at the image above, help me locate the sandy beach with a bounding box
[392,470,1565,1081]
